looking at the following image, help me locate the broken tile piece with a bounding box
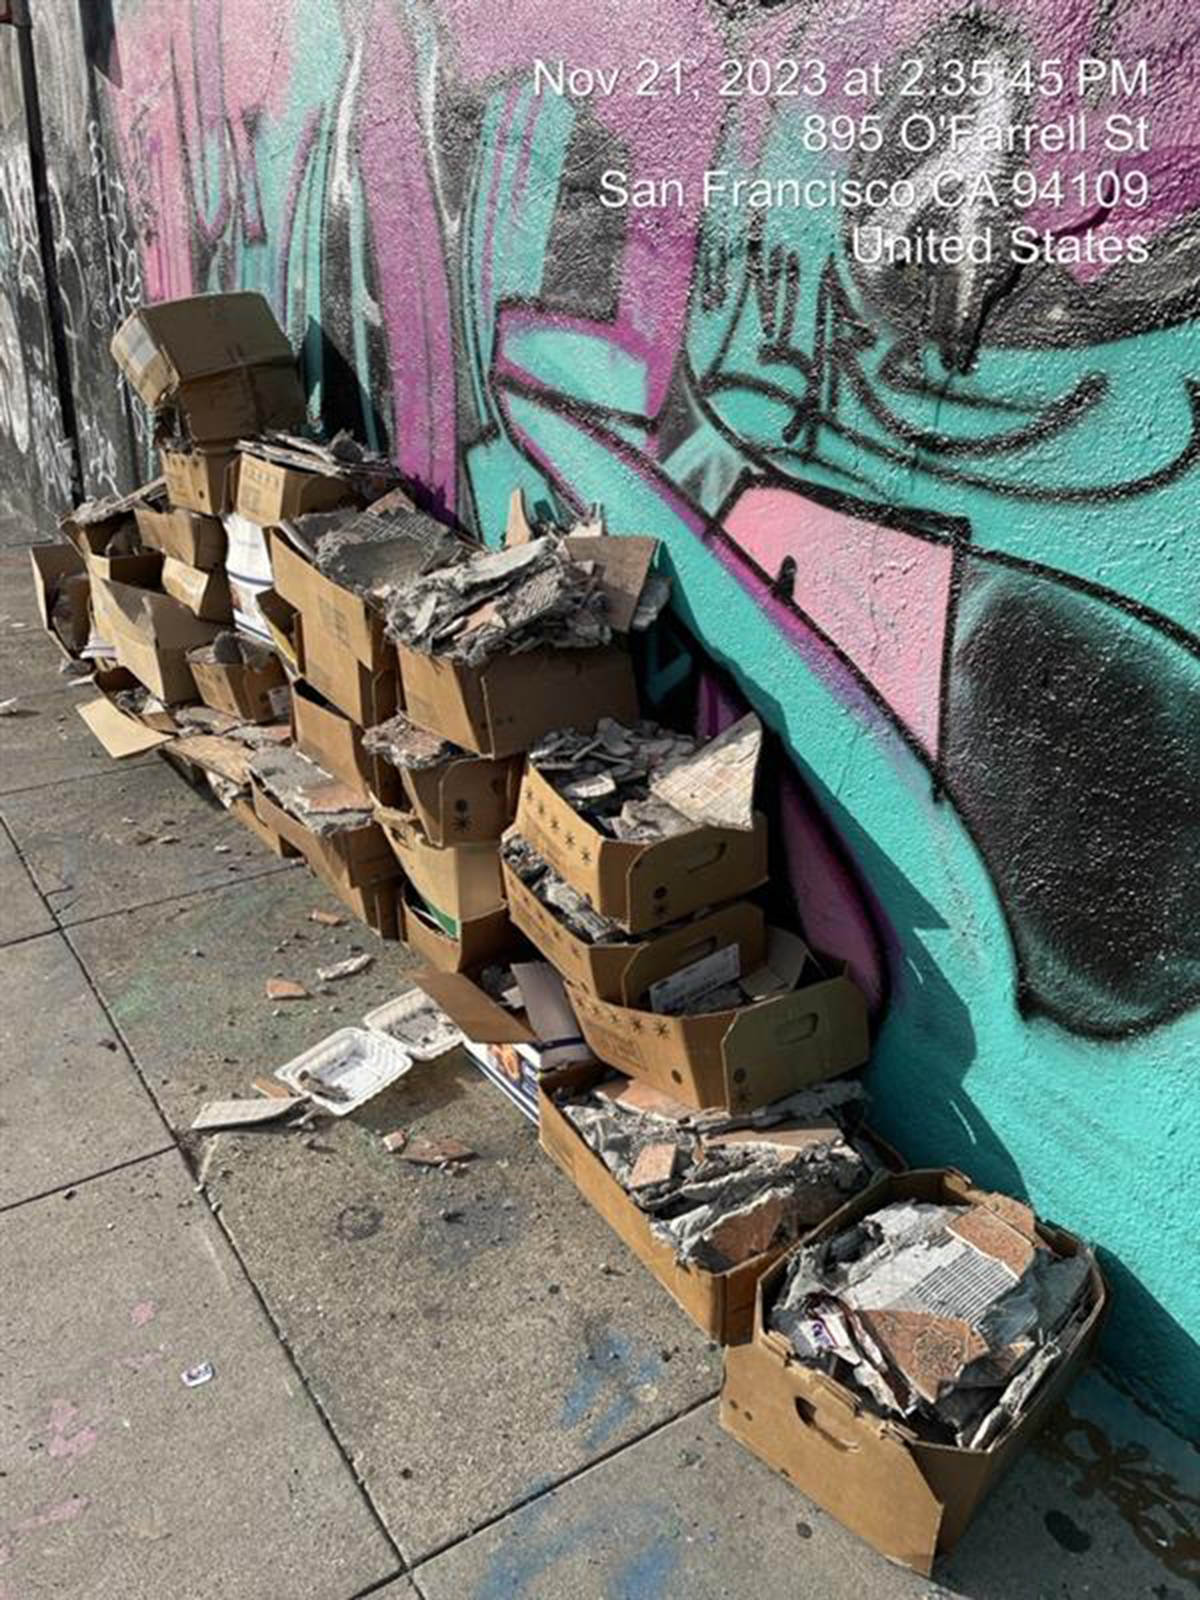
[266,978,309,1001]
[191,1098,299,1131]
[400,1137,476,1166]
[308,909,346,927]
[318,954,374,983]
[650,714,762,832]
[629,1142,680,1190]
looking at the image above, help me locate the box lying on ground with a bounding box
[112,293,305,443]
[401,887,517,974]
[504,869,768,1006]
[188,639,286,723]
[90,574,219,703]
[162,450,239,516]
[568,940,870,1113]
[251,779,401,937]
[29,544,90,658]
[161,557,233,622]
[292,681,401,806]
[400,752,522,847]
[236,451,358,526]
[377,808,505,930]
[539,1064,900,1344]
[720,1170,1106,1575]
[397,643,639,760]
[134,503,225,569]
[515,765,767,933]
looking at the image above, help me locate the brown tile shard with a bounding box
[704,1190,790,1266]
[400,1137,476,1166]
[949,1206,1036,1279]
[265,978,309,1000]
[309,909,346,927]
[628,1142,680,1190]
[598,1078,695,1124]
[382,1129,409,1153]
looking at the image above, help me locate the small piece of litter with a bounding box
[318,953,374,982]
[0,697,20,716]
[266,978,309,1001]
[182,1362,215,1388]
[401,1137,476,1167]
[190,1098,300,1131]
[253,1076,300,1101]
[309,909,346,927]
[382,1129,409,1154]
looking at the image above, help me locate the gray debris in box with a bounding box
[249,745,374,835]
[363,711,461,772]
[501,834,632,945]
[561,1075,877,1271]
[313,501,462,602]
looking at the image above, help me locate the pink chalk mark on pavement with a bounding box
[46,1401,98,1465]
[722,485,954,762]
[130,1301,156,1328]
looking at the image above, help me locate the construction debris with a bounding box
[362,711,458,772]
[310,496,462,602]
[501,834,632,946]
[309,909,347,927]
[399,1136,477,1167]
[265,978,309,1001]
[560,1075,878,1271]
[275,1027,413,1116]
[317,953,374,982]
[768,1192,1097,1447]
[190,1097,301,1132]
[248,746,374,835]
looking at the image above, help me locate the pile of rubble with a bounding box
[29,288,1106,1578]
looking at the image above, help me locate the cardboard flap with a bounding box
[412,970,535,1045]
[96,576,220,650]
[721,1340,944,1576]
[30,544,85,631]
[563,534,658,633]
[76,697,173,758]
[620,902,767,1005]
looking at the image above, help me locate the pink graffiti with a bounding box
[130,1301,156,1328]
[722,486,954,761]
[46,1401,98,1465]
[12,1496,91,1537]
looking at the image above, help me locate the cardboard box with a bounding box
[250,780,401,938]
[188,647,286,724]
[299,618,398,727]
[161,557,233,623]
[229,795,300,859]
[397,642,640,760]
[401,887,518,974]
[540,1064,900,1344]
[720,1171,1107,1574]
[236,453,357,526]
[377,808,505,931]
[30,544,89,657]
[134,504,225,570]
[291,681,402,806]
[162,450,239,517]
[83,547,164,589]
[112,293,305,443]
[60,482,160,559]
[504,863,767,1005]
[568,948,870,1114]
[515,765,767,934]
[89,574,219,703]
[401,752,522,847]
[257,587,300,670]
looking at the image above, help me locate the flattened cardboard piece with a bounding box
[250,779,397,890]
[563,534,658,633]
[112,292,294,409]
[397,642,640,760]
[401,887,518,974]
[76,696,173,759]
[377,808,505,926]
[236,453,358,526]
[172,734,254,789]
[503,860,766,1006]
[721,1171,1107,1575]
[29,545,89,657]
[161,450,238,517]
[89,574,219,704]
[134,505,226,569]
[411,970,536,1046]
[189,651,285,724]
[401,753,522,848]
[291,681,402,806]
[161,557,233,622]
[269,530,381,668]
[257,587,300,670]
[568,958,869,1113]
[516,765,768,934]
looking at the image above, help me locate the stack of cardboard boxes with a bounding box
[29,290,1105,1577]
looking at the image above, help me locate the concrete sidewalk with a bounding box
[1,532,1196,1600]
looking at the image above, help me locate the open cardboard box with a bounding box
[251,778,401,938]
[504,864,767,1006]
[30,544,91,659]
[412,969,591,1123]
[161,557,233,622]
[89,573,219,703]
[112,293,305,443]
[257,587,300,671]
[396,642,639,760]
[236,451,358,526]
[292,680,402,806]
[161,449,240,517]
[515,764,768,934]
[134,503,225,569]
[188,645,286,724]
[540,1063,901,1344]
[568,934,870,1113]
[401,886,519,974]
[400,750,522,847]
[377,807,505,929]
[720,1170,1107,1574]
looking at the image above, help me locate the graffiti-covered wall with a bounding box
[21,0,1200,1431]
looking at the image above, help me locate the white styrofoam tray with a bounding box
[275,1027,413,1116]
[363,991,464,1060]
